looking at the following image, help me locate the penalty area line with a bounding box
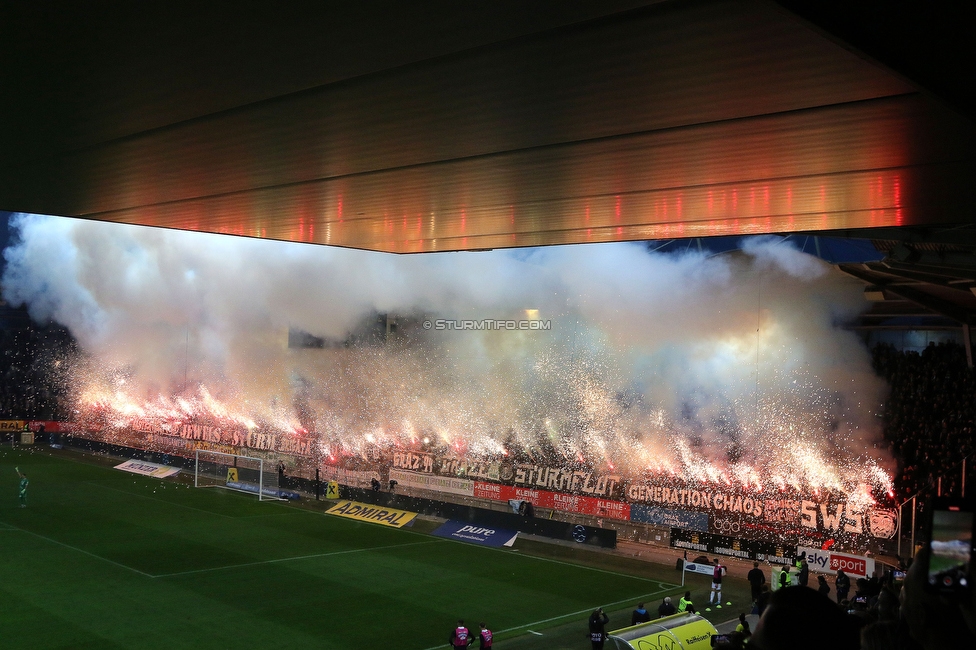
[420,584,675,650]
[458,534,678,585]
[152,539,444,578]
[1,521,155,578]
[85,481,239,520]
[512,549,679,585]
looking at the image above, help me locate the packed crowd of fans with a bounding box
[0,307,74,421]
[872,341,976,502]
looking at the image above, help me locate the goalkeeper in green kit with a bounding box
[16,466,28,507]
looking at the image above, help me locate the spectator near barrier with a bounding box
[747,561,765,602]
[631,602,651,625]
[835,569,851,603]
[657,597,676,618]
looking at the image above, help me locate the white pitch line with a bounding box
[152,539,443,578]
[420,584,675,650]
[511,549,676,584]
[432,531,676,585]
[86,481,239,520]
[1,521,155,578]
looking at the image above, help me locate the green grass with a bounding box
[0,446,694,649]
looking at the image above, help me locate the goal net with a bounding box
[194,449,283,501]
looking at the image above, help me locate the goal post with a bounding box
[194,449,284,501]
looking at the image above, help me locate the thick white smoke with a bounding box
[2,213,889,488]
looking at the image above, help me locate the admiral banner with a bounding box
[0,420,25,432]
[114,459,181,478]
[325,500,417,528]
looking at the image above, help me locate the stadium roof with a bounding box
[1,0,973,255]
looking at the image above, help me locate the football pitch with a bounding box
[0,447,685,649]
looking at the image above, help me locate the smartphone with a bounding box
[711,634,733,648]
[925,498,975,595]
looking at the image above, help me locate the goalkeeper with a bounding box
[16,466,28,508]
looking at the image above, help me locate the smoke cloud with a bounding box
[2,213,889,490]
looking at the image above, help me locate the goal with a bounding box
[193,449,283,501]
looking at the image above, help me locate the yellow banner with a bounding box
[325,500,417,528]
[325,480,340,499]
[0,420,26,432]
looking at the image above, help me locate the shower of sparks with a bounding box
[66,331,895,506]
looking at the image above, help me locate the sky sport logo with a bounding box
[423,319,552,331]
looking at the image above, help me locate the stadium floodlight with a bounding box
[193,449,284,501]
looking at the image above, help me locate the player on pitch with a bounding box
[16,466,28,507]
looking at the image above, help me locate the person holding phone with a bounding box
[588,607,609,649]
[895,497,976,650]
[901,551,975,648]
